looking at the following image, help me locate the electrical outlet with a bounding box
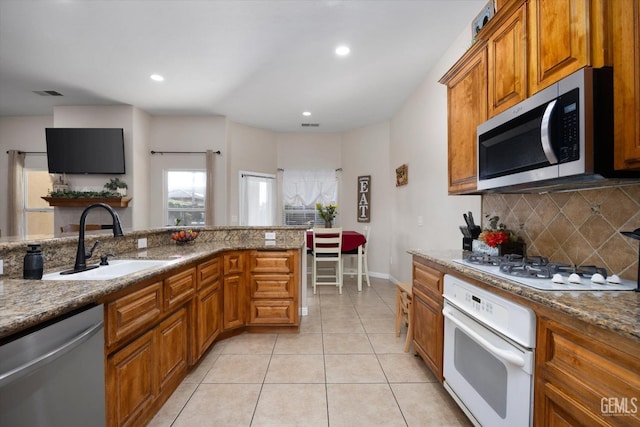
[138,238,147,249]
[265,232,276,240]
[0,259,3,275]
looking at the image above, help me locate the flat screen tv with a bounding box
[46,128,126,174]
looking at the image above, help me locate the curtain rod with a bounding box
[277,168,342,172]
[6,150,46,155]
[150,150,221,155]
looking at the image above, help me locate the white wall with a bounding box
[341,122,392,277]
[148,115,226,226]
[226,121,278,225]
[0,115,53,236]
[276,132,342,170]
[388,26,481,283]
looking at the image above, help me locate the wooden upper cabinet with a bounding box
[613,0,640,170]
[440,45,487,194]
[487,4,526,117]
[527,0,611,94]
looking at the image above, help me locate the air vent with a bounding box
[33,90,63,96]
[301,123,320,127]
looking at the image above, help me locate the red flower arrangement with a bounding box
[478,230,511,247]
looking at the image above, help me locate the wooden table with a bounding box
[306,230,367,291]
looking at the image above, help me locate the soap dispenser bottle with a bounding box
[24,244,44,279]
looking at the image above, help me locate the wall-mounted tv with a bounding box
[46,128,126,174]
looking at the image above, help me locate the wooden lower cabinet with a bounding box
[104,249,301,426]
[157,308,189,392]
[411,258,444,382]
[106,330,157,427]
[534,315,640,426]
[223,274,245,330]
[248,250,299,326]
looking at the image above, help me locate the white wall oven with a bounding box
[442,274,536,426]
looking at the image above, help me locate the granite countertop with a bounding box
[0,239,303,340]
[408,248,640,344]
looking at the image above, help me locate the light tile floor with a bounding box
[148,276,471,426]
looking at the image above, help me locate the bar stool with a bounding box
[395,282,413,352]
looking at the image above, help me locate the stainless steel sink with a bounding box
[42,259,174,281]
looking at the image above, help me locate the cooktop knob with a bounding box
[606,274,621,284]
[568,273,582,284]
[591,273,606,284]
[552,273,565,284]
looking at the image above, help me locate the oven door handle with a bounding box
[442,306,526,368]
[540,99,559,164]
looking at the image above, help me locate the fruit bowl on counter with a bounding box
[171,229,199,244]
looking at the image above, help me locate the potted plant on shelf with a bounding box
[316,203,338,228]
[104,178,128,197]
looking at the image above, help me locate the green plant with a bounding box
[315,203,338,222]
[104,178,127,191]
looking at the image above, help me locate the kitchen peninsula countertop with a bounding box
[408,248,640,344]
[1,239,303,340]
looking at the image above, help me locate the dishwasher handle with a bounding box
[442,305,526,368]
[0,320,103,387]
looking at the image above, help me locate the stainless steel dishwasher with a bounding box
[0,304,105,427]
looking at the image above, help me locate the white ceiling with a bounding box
[0,0,485,132]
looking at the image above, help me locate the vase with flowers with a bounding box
[474,215,525,256]
[316,203,338,228]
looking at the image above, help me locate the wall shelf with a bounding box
[42,196,131,208]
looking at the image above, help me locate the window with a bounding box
[24,169,54,236]
[282,170,338,226]
[239,172,276,226]
[166,170,206,226]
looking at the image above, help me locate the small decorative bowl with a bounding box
[171,229,199,244]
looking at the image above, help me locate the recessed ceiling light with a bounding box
[150,74,164,82]
[335,45,350,56]
[302,111,311,116]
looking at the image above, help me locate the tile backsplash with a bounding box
[482,185,640,281]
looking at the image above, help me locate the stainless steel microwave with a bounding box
[477,67,640,192]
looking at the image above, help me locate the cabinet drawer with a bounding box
[249,250,294,273]
[249,274,294,298]
[164,268,195,311]
[249,300,296,325]
[106,281,163,346]
[223,252,245,275]
[197,257,220,290]
[412,261,443,300]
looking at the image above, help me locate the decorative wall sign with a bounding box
[396,164,408,187]
[357,175,370,223]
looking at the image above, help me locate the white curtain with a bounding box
[205,149,215,225]
[282,169,337,207]
[240,172,276,226]
[7,150,25,236]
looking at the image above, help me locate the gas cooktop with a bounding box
[454,255,638,291]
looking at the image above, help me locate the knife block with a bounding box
[462,237,473,251]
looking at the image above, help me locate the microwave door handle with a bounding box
[540,99,559,164]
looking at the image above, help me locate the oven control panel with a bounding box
[443,274,536,348]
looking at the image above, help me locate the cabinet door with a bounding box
[106,281,163,347]
[164,268,195,311]
[534,316,640,426]
[613,0,640,170]
[195,285,221,360]
[106,330,157,427]
[528,0,590,94]
[412,288,443,382]
[223,274,245,330]
[249,300,296,324]
[488,4,526,117]
[446,47,487,194]
[156,308,189,392]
